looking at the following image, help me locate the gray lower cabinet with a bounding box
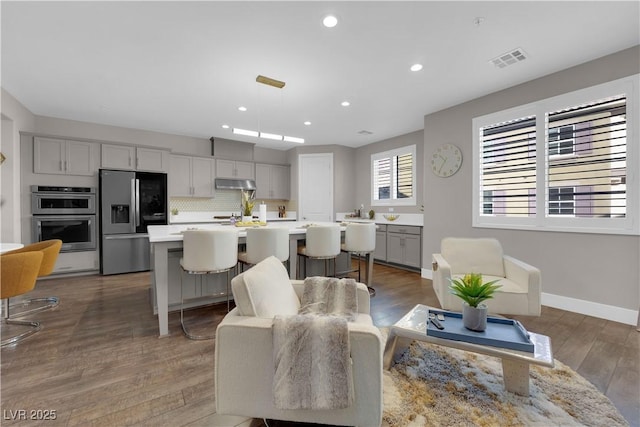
[167,250,229,307]
[385,225,422,269]
[374,224,387,261]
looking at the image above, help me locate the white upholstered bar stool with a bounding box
[297,224,341,278]
[180,228,238,340]
[341,222,377,296]
[237,227,289,271]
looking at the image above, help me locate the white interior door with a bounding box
[299,153,333,221]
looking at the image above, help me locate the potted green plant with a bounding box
[449,273,501,332]
[241,190,255,222]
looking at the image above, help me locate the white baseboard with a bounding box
[421,269,638,327]
[542,293,638,327]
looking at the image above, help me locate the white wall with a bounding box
[1,88,36,243]
[423,46,640,323]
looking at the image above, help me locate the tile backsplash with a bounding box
[170,190,294,214]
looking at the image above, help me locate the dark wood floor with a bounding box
[1,263,638,426]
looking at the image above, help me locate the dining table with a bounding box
[147,221,374,337]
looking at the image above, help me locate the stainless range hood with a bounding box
[215,178,257,191]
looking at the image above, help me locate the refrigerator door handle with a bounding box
[130,178,137,232]
[135,178,141,228]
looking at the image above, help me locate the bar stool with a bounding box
[5,240,62,317]
[237,227,289,271]
[341,222,377,296]
[1,251,44,347]
[297,224,341,278]
[180,228,238,340]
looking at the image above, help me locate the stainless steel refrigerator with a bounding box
[99,169,167,275]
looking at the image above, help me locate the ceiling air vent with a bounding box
[358,130,373,135]
[490,48,528,69]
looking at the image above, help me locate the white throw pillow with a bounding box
[231,255,300,318]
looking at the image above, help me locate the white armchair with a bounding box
[215,256,383,427]
[432,237,541,316]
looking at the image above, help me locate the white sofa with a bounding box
[214,256,383,427]
[432,237,541,316]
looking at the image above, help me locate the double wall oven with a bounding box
[31,186,97,252]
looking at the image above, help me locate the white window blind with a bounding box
[473,75,638,235]
[371,145,416,206]
[479,115,537,217]
[546,96,627,219]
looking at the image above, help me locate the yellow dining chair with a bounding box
[1,251,45,346]
[5,239,62,317]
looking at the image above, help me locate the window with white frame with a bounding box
[472,75,638,235]
[371,145,416,206]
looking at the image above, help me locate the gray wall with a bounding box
[1,88,36,242]
[35,115,212,156]
[423,46,640,312]
[287,144,357,215]
[354,130,424,216]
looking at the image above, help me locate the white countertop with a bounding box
[148,220,338,243]
[336,212,423,226]
[170,211,297,224]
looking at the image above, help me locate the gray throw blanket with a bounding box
[299,276,358,321]
[272,277,358,410]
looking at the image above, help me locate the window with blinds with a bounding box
[371,145,416,206]
[480,115,537,217]
[472,75,637,235]
[546,96,626,219]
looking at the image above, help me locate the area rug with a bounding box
[383,339,628,427]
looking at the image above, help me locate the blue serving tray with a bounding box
[426,309,534,353]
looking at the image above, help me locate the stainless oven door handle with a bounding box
[103,234,149,240]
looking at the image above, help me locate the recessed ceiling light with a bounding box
[323,15,338,28]
[238,106,247,112]
[304,121,311,126]
[410,64,423,72]
[341,101,350,107]
[221,124,230,129]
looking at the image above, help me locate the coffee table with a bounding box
[383,304,554,396]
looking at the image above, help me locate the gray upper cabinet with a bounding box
[33,137,98,176]
[101,144,169,172]
[255,163,290,200]
[169,155,215,197]
[215,159,254,180]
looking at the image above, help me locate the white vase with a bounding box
[242,215,253,223]
[462,303,488,332]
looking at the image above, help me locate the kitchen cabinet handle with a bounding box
[64,161,67,171]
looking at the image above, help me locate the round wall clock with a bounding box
[431,143,462,177]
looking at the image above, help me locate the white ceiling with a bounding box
[2,1,639,150]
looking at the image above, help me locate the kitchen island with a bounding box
[148,221,371,337]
